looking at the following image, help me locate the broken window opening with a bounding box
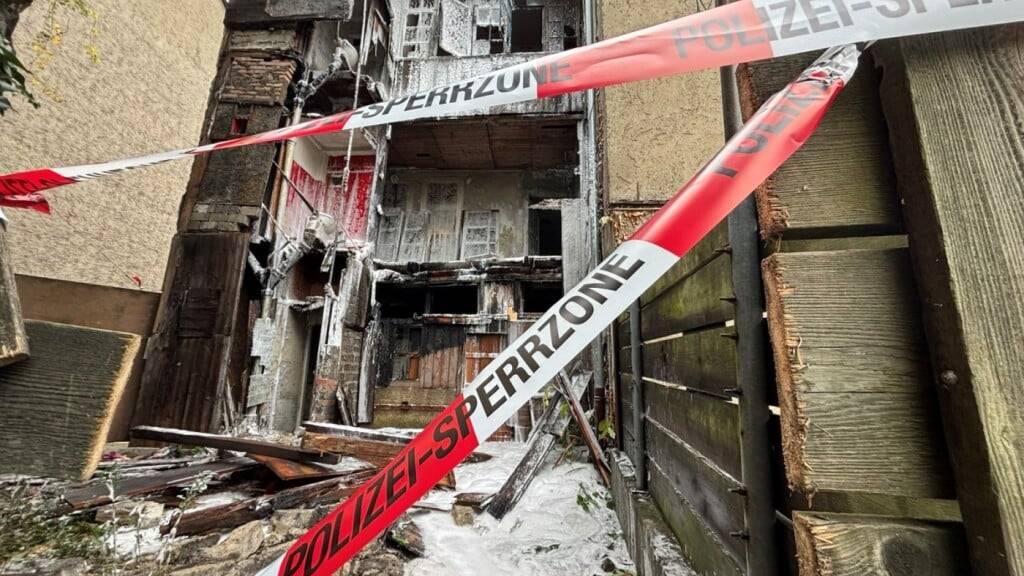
[428,285,479,314]
[377,284,427,317]
[529,209,562,257]
[473,5,507,55]
[510,7,543,53]
[522,282,563,313]
[230,116,249,136]
[476,24,505,54]
[402,0,437,58]
[562,24,578,50]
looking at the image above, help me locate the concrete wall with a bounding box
[597,0,722,203]
[0,0,225,291]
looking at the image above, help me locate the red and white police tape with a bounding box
[253,43,860,576]
[0,0,1020,212]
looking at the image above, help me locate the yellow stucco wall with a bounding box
[0,0,224,291]
[598,0,723,203]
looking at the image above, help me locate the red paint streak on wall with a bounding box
[286,163,327,235]
[327,155,375,241]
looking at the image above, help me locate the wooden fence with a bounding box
[609,27,1023,576]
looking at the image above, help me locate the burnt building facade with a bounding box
[133,0,599,438]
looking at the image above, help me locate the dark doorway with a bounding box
[510,8,544,53]
[530,209,562,256]
[300,322,321,422]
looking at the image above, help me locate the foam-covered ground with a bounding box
[407,442,633,576]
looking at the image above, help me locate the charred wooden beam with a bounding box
[165,469,376,536]
[63,457,258,510]
[487,371,591,519]
[556,371,610,486]
[131,426,343,465]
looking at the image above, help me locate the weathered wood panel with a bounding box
[642,221,731,306]
[420,326,466,389]
[0,321,140,480]
[646,380,741,479]
[646,418,745,561]
[640,251,734,340]
[648,460,744,576]
[763,249,953,498]
[0,223,28,366]
[133,232,250,433]
[737,53,899,239]
[875,26,1024,576]
[793,512,968,576]
[642,328,737,397]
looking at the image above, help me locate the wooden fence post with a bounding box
[0,215,29,366]
[875,26,1024,576]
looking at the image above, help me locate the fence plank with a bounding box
[793,512,968,576]
[642,328,736,397]
[875,27,1024,576]
[648,461,744,576]
[646,418,745,560]
[763,249,953,498]
[640,253,734,341]
[642,221,730,306]
[646,381,741,479]
[737,54,899,239]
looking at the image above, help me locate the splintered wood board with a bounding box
[793,512,968,576]
[737,54,900,239]
[0,321,141,480]
[874,27,1024,576]
[762,249,952,498]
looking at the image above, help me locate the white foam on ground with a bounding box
[407,442,634,576]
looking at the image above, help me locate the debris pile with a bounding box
[0,369,630,576]
[0,425,446,575]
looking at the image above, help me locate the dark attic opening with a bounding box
[428,284,480,314]
[377,284,427,317]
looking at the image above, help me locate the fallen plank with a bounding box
[302,432,403,468]
[247,454,349,482]
[487,371,591,519]
[165,469,376,536]
[302,430,492,465]
[0,321,141,480]
[454,492,492,512]
[131,426,342,465]
[302,421,414,444]
[63,457,257,510]
[556,371,610,486]
[793,511,968,576]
